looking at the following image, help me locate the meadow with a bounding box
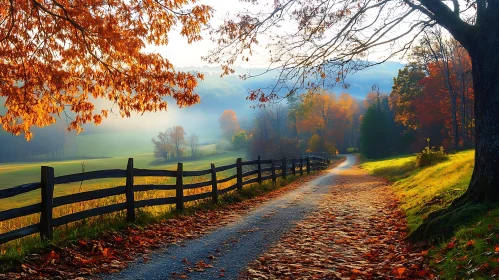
[361,150,474,232]
[0,145,247,263]
[0,144,242,211]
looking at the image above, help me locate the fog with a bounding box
[0,63,402,163]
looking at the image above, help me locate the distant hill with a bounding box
[0,61,404,161]
[180,61,403,101]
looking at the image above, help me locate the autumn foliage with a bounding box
[219,110,240,141]
[151,126,186,161]
[0,0,212,140]
[296,92,359,153]
[389,38,474,151]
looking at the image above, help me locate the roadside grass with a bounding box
[361,150,474,232]
[361,154,417,182]
[0,157,343,273]
[361,150,499,279]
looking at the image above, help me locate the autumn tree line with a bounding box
[214,94,362,160]
[361,30,474,159]
[216,32,476,161]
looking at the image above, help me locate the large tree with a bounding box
[0,0,212,140]
[206,0,499,238]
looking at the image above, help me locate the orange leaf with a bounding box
[465,239,475,248]
[49,250,60,260]
[397,267,406,277]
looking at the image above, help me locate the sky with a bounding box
[145,1,263,68]
[145,0,418,69]
[80,0,411,142]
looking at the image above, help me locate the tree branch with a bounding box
[416,0,475,50]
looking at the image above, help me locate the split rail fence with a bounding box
[0,155,330,245]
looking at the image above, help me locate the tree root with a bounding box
[408,196,495,242]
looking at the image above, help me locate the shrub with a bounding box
[231,130,248,150]
[346,147,358,154]
[416,146,449,168]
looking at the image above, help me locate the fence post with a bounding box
[282,158,286,179]
[300,157,303,176]
[306,156,311,174]
[236,158,243,190]
[210,163,218,204]
[126,158,135,222]
[40,166,54,241]
[292,159,296,176]
[176,162,184,211]
[257,155,262,184]
[271,159,276,184]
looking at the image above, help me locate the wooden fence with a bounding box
[0,155,330,245]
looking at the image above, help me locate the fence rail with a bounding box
[0,155,330,245]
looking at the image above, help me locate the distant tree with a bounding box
[219,110,240,141]
[307,134,324,153]
[389,64,426,130]
[296,92,360,153]
[167,126,186,160]
[360,105,389,159]
[152,126,186,161]
[232,130,248,150]
[414,32,475,149]
[389,44,475,152]
[151,131,174,162]
[188,133,200,158]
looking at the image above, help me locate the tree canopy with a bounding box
[0,0,212,139]
[206,0,493,103]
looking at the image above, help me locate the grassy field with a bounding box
[362,151,499,279]
[0,146,245,264]
[0,145,243,210]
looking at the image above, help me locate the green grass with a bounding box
[428,206,499,279]
[0,146,242,211]
[361,150,474,232]
[361,154,418,182]
[361,150,499,279]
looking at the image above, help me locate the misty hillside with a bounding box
[0,62,403,163]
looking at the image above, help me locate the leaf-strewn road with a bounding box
[103,155,356,280]
[243,160,431,279]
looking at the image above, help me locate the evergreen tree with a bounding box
[360,105,389,159]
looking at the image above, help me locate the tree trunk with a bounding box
[464,39,499,202]
[450,95,459,149]
[409,32,499,241]
[409,3,499,242]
